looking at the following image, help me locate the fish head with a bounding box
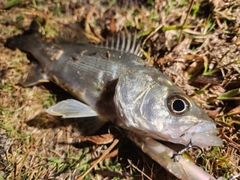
[114,70,223,148]
[161,92,222,147]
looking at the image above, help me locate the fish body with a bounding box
[6,23,222,148]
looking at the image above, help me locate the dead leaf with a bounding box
[71,134,114,144]
[206,107,222,119]
[228,106,240,115]
[110,16,117,33]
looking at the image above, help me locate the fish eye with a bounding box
[167,93,191,115]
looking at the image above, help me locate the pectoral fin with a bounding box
[46,99,98,118]
[20,63,49,87]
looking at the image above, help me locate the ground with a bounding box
[0,0,239,180]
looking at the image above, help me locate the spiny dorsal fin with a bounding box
[55,23,143,56]
[101,30,143,57]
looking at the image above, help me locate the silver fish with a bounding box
[6,22,222,148]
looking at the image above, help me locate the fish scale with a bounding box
[46,44,144,112]
[5,21,223,148]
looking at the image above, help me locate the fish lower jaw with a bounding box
[170,121,223,148]
[179,131,223,148]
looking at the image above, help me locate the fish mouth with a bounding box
[181,122,223,148]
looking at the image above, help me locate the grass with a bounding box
[0,0,240,179]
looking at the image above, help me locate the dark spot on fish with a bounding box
[71,55,78,61]
[81,62,86,64]
[101,51,116,60]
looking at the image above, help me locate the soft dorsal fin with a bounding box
[101,30,143,57]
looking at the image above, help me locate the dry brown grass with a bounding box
[0,0,239,179]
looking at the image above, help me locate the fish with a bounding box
[5,21,223,148]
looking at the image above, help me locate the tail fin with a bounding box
[5,21,43,52]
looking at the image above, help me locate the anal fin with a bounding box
[20,63,49,87]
